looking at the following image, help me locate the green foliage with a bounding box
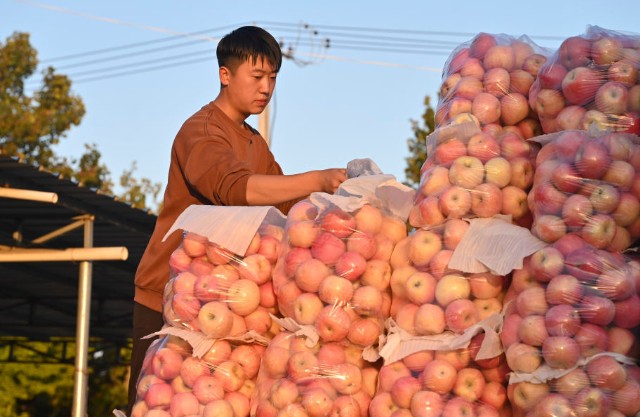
[404,95,435,188]
[0,31,162,213]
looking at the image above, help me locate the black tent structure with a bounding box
[0,153,157,416]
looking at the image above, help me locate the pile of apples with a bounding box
[529,130,640,251]
[436,32,548,137]
[501,232,640,416]
[388,221,507,336]
[529,26,640,134]
[368,332,510,417]
[252,330,380,417]
[131,334,265,417]
[409,124,539,230]
[163,226,284,339]
[272,199,408,347]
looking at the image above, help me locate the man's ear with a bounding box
[219,66,230,86]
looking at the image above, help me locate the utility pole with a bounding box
[258,102,271,147]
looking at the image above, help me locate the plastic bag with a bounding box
[409,122,540,229]
[271,174,413,349]
[252,330,381,417]
[437,32,550,137]
[369,331,508,417]
[164,217,285,339]
[528,129,640,251]
[529,25,640,135]
[128,334,265,417]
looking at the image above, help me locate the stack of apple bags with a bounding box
[366,33,549,417]
[251,175,417,417]
[397,25,640,417]
[128,208,289,417]
[498,25,640,417]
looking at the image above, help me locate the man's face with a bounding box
[224,56,277,117]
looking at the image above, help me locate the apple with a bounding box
[531,181,568,216]
[613,294,640,328]
[558,36,592,69]
[239,253,272,285]
[591,35,623,65]
[483,68,510,98]
[529,246,564,283]
[510,68,534,94]
[420,358,457,394]
[283,247,312,278]
[546,274,583,305]
[334,250,368,281]
[318,274,353,306]
[439,186,472,219]
[575,322,609,358]
[435,139,468,167]
[518,314,548,347]
[611,379,640,416]
[288,200,319,223]
[613,192,640,226]
[197,301,234,338]
[193,374,225,404]
[481,381,507,410]
[508,381,549,413]
[468,272,504,299]
[581,214,616,249]
[544,304,581,337]
[607,326,635,356]
[377,361,411,393]
[470,33,497,59]
[435,274,470,307]
[499,131,532,161]
[442,396,476,417]
[534,88,565,119]
[596,81,629,115]
[522,52,547,76]
[628,85,640,113]
[402,350,434,374]
[404,271,437,305]
[474,297,503,320]
[453,367,485,403]
[484,157,512,188]
[575,140,611,180]
[227,278,260,316]
[434,348,470,371]
[553,368,590,398]
[202,340,232,365]
[562,66,603,106]
[562,194,593,229]
[532,214,567,243]
[586,355,627,391]
[509,157,534,190]
[445,298,479,332]
[311,232,346,265]
[449,155,485,189]
[145,381,174,409]
[389,376,421,409]
[484,45,515,71]
[443,218,469,250]
[414,303,446,335]
[460,57,486,79]
[501,92,529,126]
[471,182,502,218]
[516,286,548,317]
[429,249,454,279]
[409,229,443,268]
[505,342,541,373]
[556,105,588,131]
[152,347,183,380]
[542,335,581,369]
[351,284,383,316]
[321,208,356,239]
[315,305,351,342]
[534,393,574,417]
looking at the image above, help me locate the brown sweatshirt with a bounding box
[134,102,292,312]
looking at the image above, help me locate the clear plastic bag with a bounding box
[164,221,285,339]
[528,129,640,251]
[529,25,640,135]
[409,122,540,229]
[437,32,550,137]
[129,334,265,417]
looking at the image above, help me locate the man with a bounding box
[127,25,346,411]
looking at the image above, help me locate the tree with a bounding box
[404,95,436,188]
[0,31,162,212]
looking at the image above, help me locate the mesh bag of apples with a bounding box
[129,213,288,417]
[501,128,640,417]
[529,25,640,135]
[436,32,550,137]
[252,175,415,417]
[408,120,539,231]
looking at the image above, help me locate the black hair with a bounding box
[216,26,283,73]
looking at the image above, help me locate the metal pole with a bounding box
[72,215,94,417]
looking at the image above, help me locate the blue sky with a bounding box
[2,0,640,208]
